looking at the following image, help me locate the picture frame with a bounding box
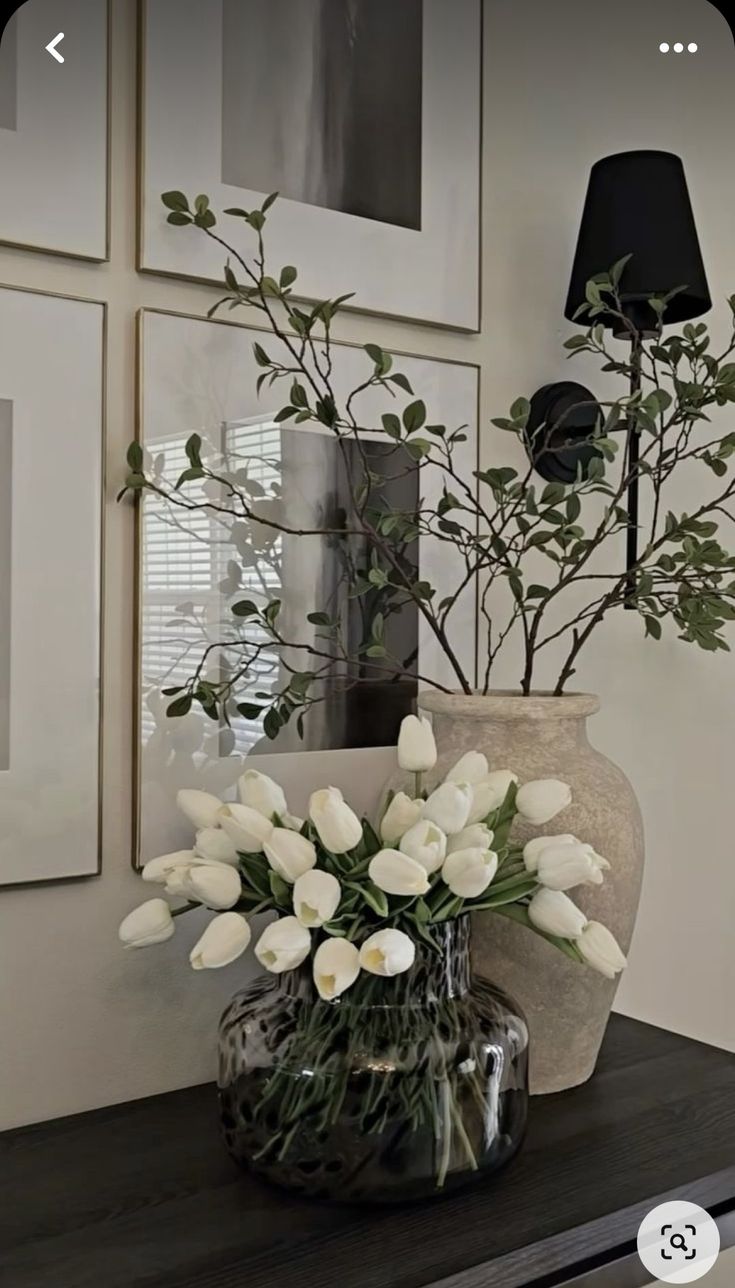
[0,286,105,887]
[134,308,479,865]
[138,0,481,330]
[0,0,109,261]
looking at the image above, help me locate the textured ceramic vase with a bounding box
[414,692,644,1095]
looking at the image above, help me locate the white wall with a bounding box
[1,0,733,1130]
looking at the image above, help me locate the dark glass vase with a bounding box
[218,916,529,1202]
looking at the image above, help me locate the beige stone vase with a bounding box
[417,691,644,1095]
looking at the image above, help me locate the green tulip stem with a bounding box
[414,770,424,799]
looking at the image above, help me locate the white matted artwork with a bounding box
[0,287,104,885]
[0,0,108,259]
[136,309,479,864]
[139,0,481,330]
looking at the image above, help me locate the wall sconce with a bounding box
[527,150,711,583]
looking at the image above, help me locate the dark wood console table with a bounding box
[2,1014,734,1288]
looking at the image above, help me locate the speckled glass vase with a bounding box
[414,692,645,1095]
[218,917,529,1203]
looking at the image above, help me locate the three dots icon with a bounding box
[659,41,698,52]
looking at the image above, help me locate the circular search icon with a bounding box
[637,1200,720,1282]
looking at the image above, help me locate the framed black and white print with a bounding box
[0,287,104,886]
[135,309,479,864]
[139,0,481,330]
[0,0,108,260]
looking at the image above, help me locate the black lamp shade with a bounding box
[565,150,711,332]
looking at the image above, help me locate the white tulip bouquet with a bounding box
[120,714,625,987]
[119,714,625,1188]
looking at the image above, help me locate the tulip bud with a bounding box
[368,849,430,897]
[218,803,273,853]
[238,769,287,820]
[313,937,361,1000]
[254,916,311,972]
[171,862,242,909]
[194,828,239,866]
[379,792,423,845]
[397,714,437,772]
[282,813,305,832]
[516,778,572,825]
[523,834,577,873]
[445,750,489,784]
[528,888,587,938]
[446,824,494,855]
[422,781,472,834]
[264,828,317,883]
[359,929,416,977]
[441,847,498,898]
[118,898,174,949]
[536,841,606,891]
[576,921,627,979]
[293,869,341,928]
[176,789,224,831]
[399,819,446,874]
[467,770,519,824]
[190,912,251,970]
[309,787,363,853]
[142,850,196,883]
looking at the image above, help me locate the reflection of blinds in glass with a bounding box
[141,422,284,754]
[224,420,282,752]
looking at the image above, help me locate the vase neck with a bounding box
[282,916,472,1005]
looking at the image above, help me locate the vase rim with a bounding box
[418,690,600,720]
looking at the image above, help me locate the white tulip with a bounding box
[238,769,287,820]
[264,828,317,883]
[283,813,305,832]
[176,789,224,831]
[536,841,606,891]
[422,781,472,834]
[445,750,489,785]
[118,898,174,949]
[309,787,363,853]
[447,824,494,855]
[397,714,437,772]
[194,828,239,866]
[576,921,627,979]
[142,850,196,883]
[171,862,242,909]
[466,770,520,824]
[254,916,312,973]
[441,847,498,898]
[368,849,430,897]
[313,937,361,1000]
[523,834,577,873]
[293,869,341,927]
[218,803,273,853]
[380,792,423,845]
[516,779,572,825]
[190,912,251,970]
[359,929,415,977]
[528,889,588,938]
[399,819,446,875]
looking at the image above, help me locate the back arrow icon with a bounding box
[45,32,65,63]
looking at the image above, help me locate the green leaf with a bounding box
[306,611,332,626]
[161,190,189,212]
[126,441,143,471]
[280,265,297,289]
[381,413,402,440]
[166,694,192,718]
[261,192,279,212]
[166,212,192,226]
[402,400,426,434]
[349,882,389,918]
[231,599,259,618]
[389,373,413,395]
[237,702,264,720]
[268,871,291,907]
[263,708,282,740]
